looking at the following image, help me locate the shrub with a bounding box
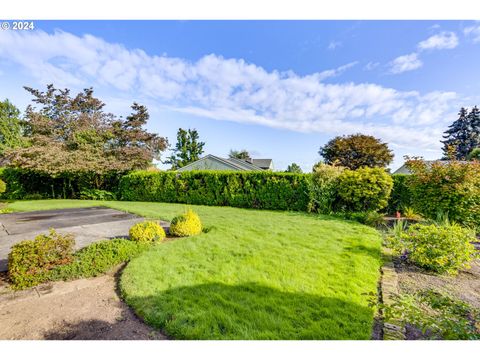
[308,163,344,213]
[48,239,150,281]
[22,193,44,200]
[0,179,6,194]
[336,167,393,212]
[399,223,477,275]
[380,290,480,340]
[402,206,423,221]
[118,170,311,211]
[79,189,116,200]
[386,174,412,214]
[8,229,75,289]
[170,209,202,237]
[467,148,480,160]
[406,158,480,228]
[344,211,386,228]
[129,221,166,244]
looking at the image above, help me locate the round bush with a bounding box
[129,221,166,244]
[400,223,477,275]
[169,209,202,237]
[336,167,393,212]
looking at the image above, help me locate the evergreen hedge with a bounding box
[118,170,311,211]
[0,167,122,200]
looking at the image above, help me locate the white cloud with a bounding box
[389,53,423,74]
[0,30,462,151]
[327,41,341,50]
[418,31,459,50]
[317,61,358,80]
[464,24,480,43]
[364,61,380,71]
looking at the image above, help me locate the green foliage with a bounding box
[405,157,480,228]
[402,206,423,221]
[398,223,477,275]
[165,128,205,170]
[319,133,394,170]
[8,229,75,289]
[0,167,122,200]
[229,149,250,160]
[49,239,150,282]
[6,85,167,177]
[285,163,303,174]
[386,174,412,214]
[118,170,311,211]
[467,147,480,160]
[0,178,6,194]
[79,189,116,200]
[129,221,166,243]
[336,167,393,212]
[343,211,386,228]
[442,107,480,160]
[0,99,25,157]
[170,209,202,237]
[381,290,480,340]
[308,163,344,213]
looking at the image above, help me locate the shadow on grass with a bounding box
[123,282,374,340]
[343,244,382,261]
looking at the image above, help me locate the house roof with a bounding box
[224,157,264,170]
[250,158,273,169]
[392,160,469,175]
[176,154,264,171]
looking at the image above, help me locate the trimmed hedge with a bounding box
[0,167,123,200]
[118,170,311,211]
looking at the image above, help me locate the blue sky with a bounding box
[1,20,480,171]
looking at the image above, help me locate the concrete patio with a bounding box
[0,206,161,272]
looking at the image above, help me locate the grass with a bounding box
[3,200,382,340]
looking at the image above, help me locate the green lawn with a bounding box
[5,200,382,339]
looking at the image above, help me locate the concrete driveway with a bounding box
[0,207,153,272]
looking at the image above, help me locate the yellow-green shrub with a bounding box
[399,223,477,275]
[336,167,393,212]
[169,209,202,237]
[8,229,75,289]
[0,179,6,194]
[129,221,166,244]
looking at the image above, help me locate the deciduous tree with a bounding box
[319,133,393,170]
[6,85,167,177]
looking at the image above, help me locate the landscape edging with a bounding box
[380,247,405,340]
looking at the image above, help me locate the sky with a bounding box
[1,20,480,171]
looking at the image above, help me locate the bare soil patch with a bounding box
[394,258,480,339]
[0,266,166,340]
[395,258,480,309]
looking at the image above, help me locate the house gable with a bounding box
[176,154,258,172]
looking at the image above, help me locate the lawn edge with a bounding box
[380,247,405,340]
